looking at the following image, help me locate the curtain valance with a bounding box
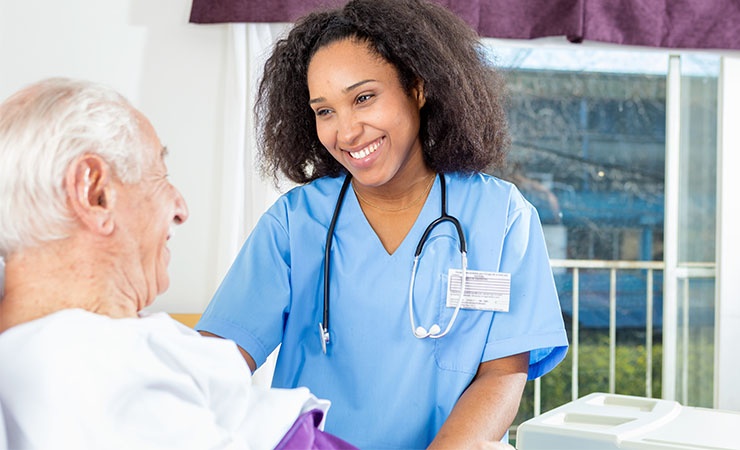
[189,0,740,50]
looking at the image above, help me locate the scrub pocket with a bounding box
[415,233,487,374]
[432,273,492,374]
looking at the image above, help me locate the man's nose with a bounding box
[172,188,189,225]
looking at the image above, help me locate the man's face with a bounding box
[115,111,189,309]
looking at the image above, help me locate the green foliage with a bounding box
[513,329,663,428]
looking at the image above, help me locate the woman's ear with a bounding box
[65,154,115,235]
[414,80,426,109]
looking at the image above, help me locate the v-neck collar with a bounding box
[345,174,442,258]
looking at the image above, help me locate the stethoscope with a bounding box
[319,173,468,354]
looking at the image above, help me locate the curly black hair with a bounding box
[255,0,511,185]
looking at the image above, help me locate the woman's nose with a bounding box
[337,112,362,145]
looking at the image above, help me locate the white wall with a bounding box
[0,0,229,313]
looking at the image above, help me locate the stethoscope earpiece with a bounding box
[414,324,442,338]
[414,326,428,338]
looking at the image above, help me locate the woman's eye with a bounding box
[315,108,331,117]
[357,94,373,104]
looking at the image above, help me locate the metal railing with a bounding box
[532,259,665,416]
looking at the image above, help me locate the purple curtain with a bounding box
[189,0,740,50]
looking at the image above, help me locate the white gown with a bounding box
[0,309,329,450]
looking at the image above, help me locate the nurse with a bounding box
[198,0,568,448]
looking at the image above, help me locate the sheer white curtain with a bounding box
[217,22,291,386]
[215,22,290,279]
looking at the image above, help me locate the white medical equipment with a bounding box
[320,173,468,353]
[516,392,740,450]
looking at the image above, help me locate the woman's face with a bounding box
[307,38,426,188]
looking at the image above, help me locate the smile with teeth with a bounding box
[348,138,383,159]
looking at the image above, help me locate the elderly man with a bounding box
[0,78,353,449]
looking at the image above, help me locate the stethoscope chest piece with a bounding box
[319,322,329,354]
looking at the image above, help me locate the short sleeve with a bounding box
[481,197,569,380]
[197,207,293,367]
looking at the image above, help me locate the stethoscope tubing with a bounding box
[409,174,468,338]
[321,175,353,351]
[321,173,468,352]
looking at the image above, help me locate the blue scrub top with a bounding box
[197,172,568,449]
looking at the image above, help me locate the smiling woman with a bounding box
[307,38,430,253]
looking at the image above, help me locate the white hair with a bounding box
[0,77,145,258]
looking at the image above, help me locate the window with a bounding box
[483,42,721,428]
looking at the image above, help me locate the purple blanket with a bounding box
[274,409,358,450]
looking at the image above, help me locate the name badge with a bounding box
[446,269,510,312]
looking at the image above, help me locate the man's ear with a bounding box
[65,154,115,235]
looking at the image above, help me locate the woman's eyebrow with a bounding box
[343,79,375,93]
[309,79,377,104]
